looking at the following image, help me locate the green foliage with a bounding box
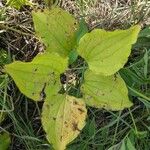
[0,133,10,150]
[77,25,140,76]
[32,8,79,57]
[5,53,68,101]
[5,7,140,150]
[82,70,132,110]
[75,18,88,45]
[44,0,58,7]
[6,0,32,9]
[108,137,136,150]
[133,26,150,49]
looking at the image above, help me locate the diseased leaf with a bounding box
[5,53,68,101]
[82,70,132,110]
[77,25,140,76]
[32,8,79,57]
[42,94,87,150]
[0,133,10,150]
[6,0,32,9]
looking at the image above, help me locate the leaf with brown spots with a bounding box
[82,70,132,110]
[5,53,68,101]
[42,94,87,150]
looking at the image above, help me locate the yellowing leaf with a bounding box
[0,133,10,150]
[32,8,79,57]
[5,53,68,101]
[82,70,132,110]
[77,25,141,76]
[42,94,87,150]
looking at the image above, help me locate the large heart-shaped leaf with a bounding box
[82,70,132,110]
[77,25,140,76]
[0,133,10,150]
[32,8,79,57]
[5,53,68,101]
[42,94,87,150]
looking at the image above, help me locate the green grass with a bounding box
[0,0,150,150]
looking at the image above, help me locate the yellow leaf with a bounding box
[42,94,87,150]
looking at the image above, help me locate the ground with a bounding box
[0,0,150,150]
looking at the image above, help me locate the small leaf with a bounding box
[32,8,79,57]
[5,53,68,101]
[108,137,136,150]
[82,70,132,110]
[6,0,32,9]
[88,118,96,137]
[68,50,78,64]
[75,18,88,45]
[108,141,122,150]
[126,137,136,150]
[0,132,11,150]
[42,94,87,150]
[77,25,140,76]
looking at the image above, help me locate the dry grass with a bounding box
[0,0,149,62]
[60,0,150,30]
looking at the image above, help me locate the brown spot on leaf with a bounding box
[60,135,63,141]
[73,101,79,105]
[78,108,85,114]
[53,117,56,121]
[72,122,81,132]
[34,68,38,72]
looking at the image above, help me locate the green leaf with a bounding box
[75,18,88,45]
[108,141,122,150]
[68,50,78,64]
[82,70,132,110]
[6,0,32,9]
[42,94,87,150]
[108,137,136,150]
[0,133,10,150]
[126,137,136,150]
[32,8,79,57]
[133,37,150,49]
[5,53,68,101]
[77,25,140,76]
[68,19,88,64]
